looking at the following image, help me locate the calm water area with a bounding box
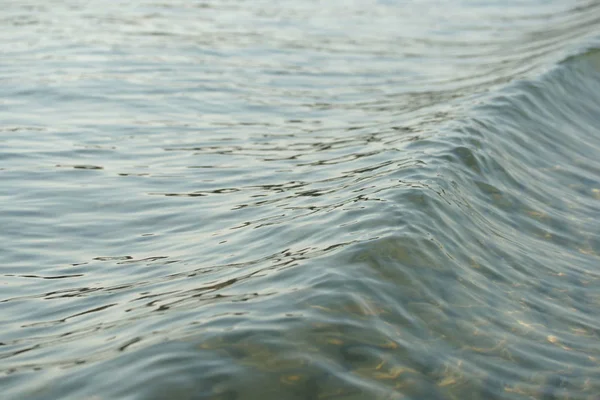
[2,1,600,399]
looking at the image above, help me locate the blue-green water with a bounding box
[2,1,600,399]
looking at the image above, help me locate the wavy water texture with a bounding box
[1,0,600,399]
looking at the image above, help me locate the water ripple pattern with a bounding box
[2,0,600,399]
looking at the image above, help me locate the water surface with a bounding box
[2,1,600,399]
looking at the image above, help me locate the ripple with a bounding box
[3,0,600,399]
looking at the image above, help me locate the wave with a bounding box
[12,44,600,400]
[3,1,600,399]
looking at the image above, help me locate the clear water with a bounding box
[2,1,600,399]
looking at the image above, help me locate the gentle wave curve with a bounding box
[2,1,600,399]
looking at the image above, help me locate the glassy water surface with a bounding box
[2,0,600,399]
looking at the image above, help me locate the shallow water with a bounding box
[2,1,600,399]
